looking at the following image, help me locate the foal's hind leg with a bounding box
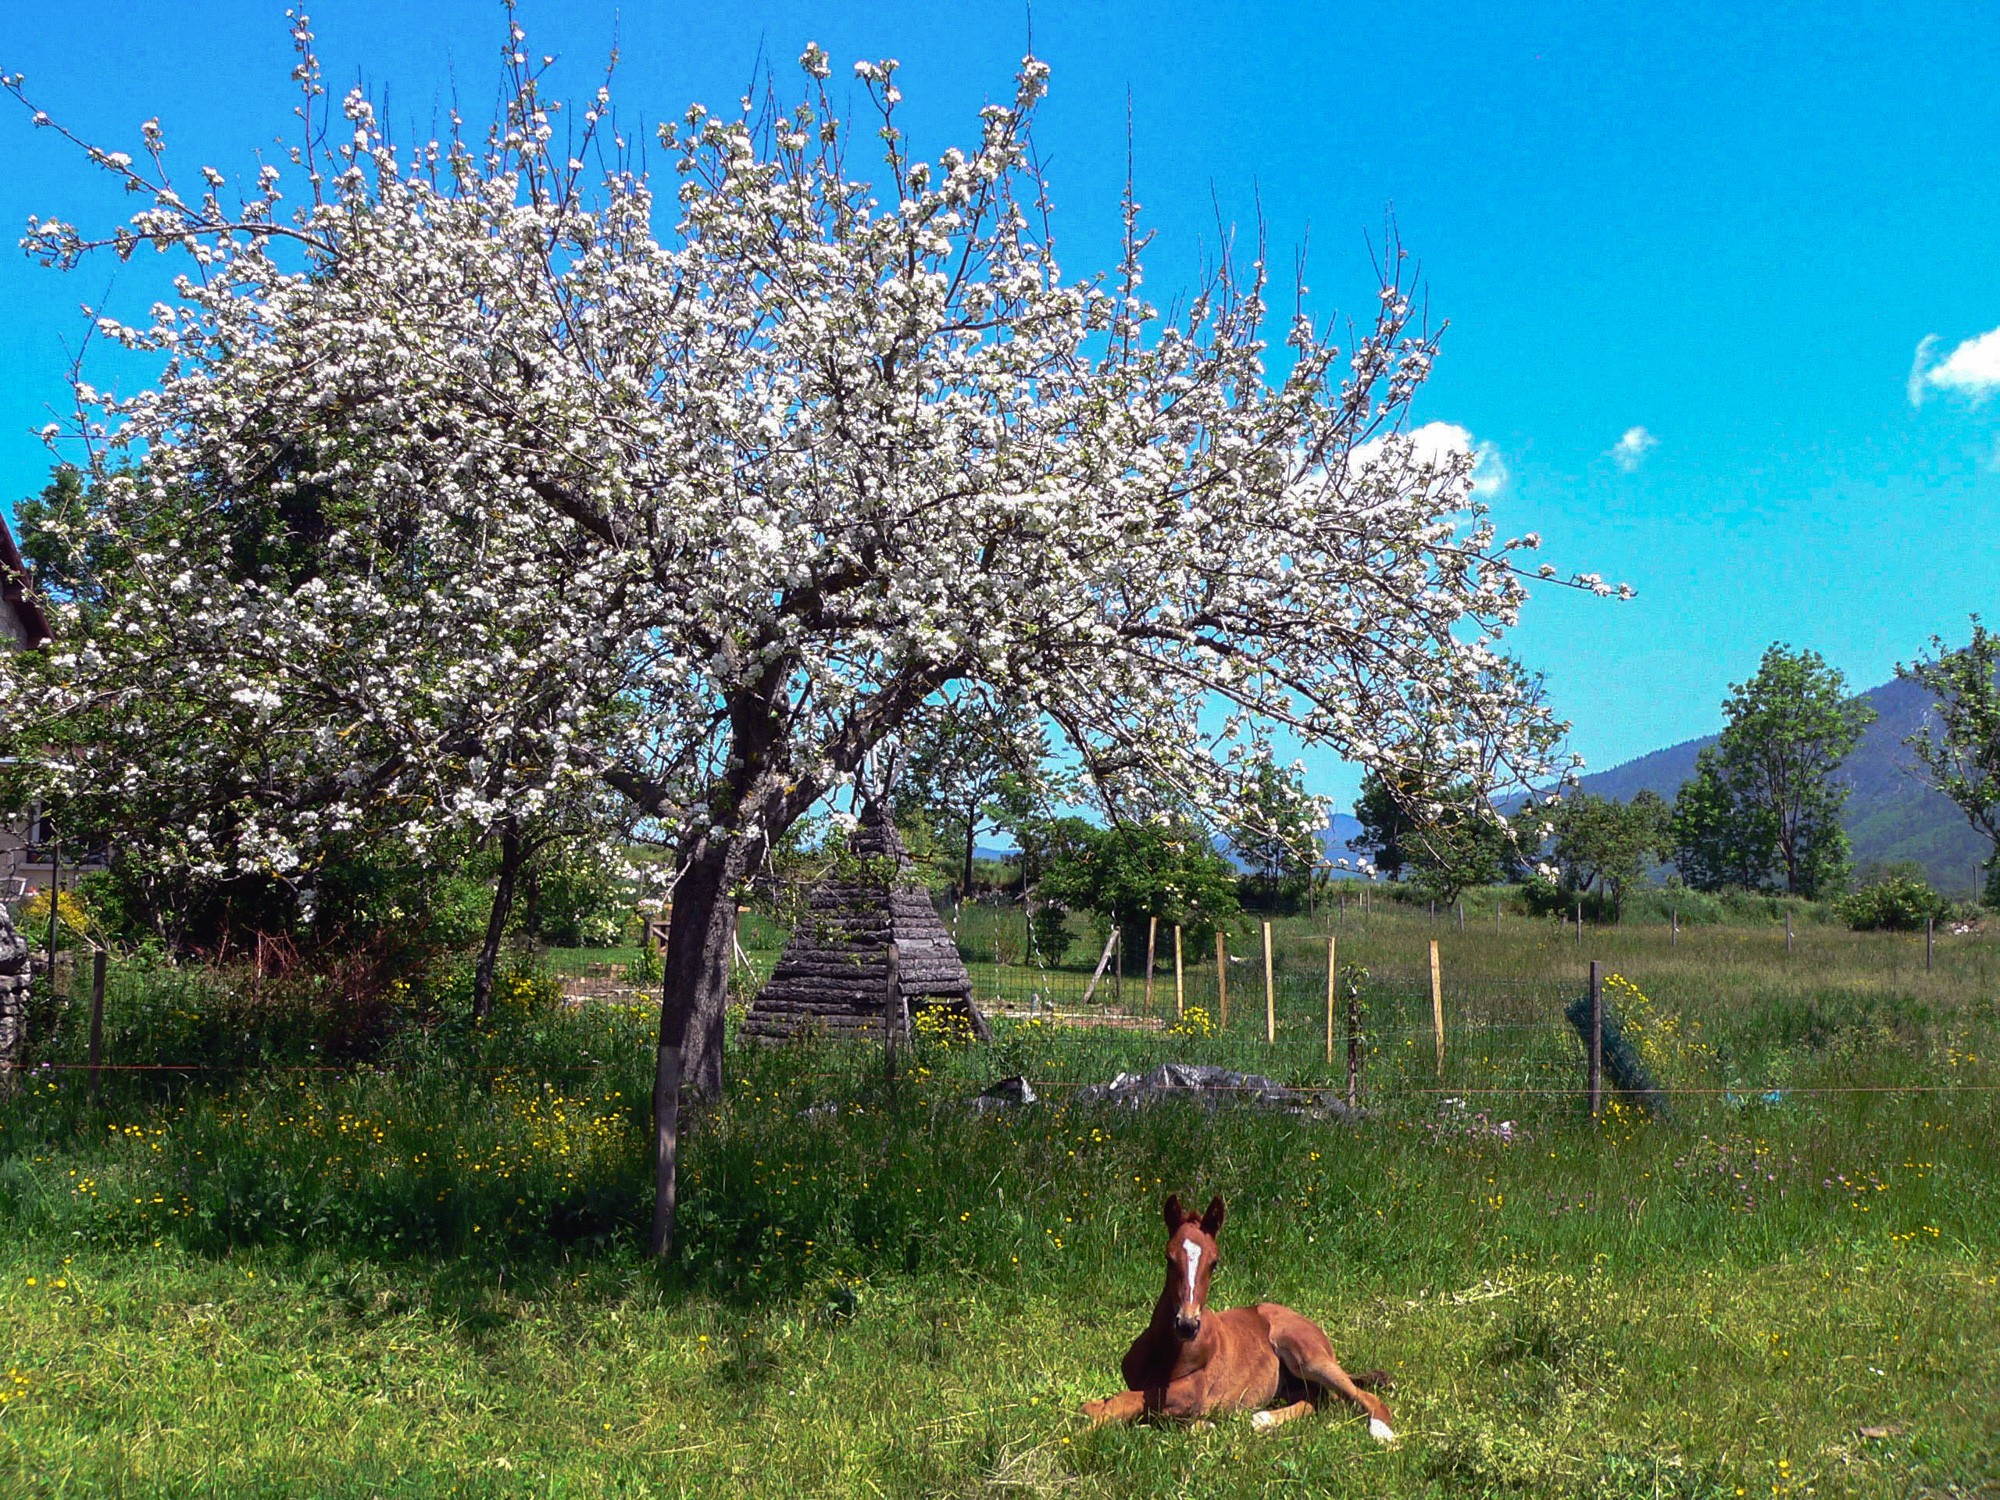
[1248,1399,1315,1433]
[1262,1307,1397,1444]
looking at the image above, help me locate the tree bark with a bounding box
[650,837,744,1257]
[521,864,542,944]
[470,820,523,1024]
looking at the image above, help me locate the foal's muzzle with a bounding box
[1174,1314,1202,1341]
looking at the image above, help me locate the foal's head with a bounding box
[1160,1193,1226,1341]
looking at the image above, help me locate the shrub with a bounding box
[1603,971,1716,1078]
[15,888,95,950]
[1836,874,1953,932]
[1027,902,1072,967]
[1518,875,1615,923]
[522,853,631,948]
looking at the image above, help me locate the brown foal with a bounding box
[1081,1194,1396,1442]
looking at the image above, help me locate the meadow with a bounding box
[0,902,1995,1497]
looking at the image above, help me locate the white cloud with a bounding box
[1910,326,2000,404]
[1352,420,1506,498]
[1610,425,1658,472]
[1908,335,1939,406]
[1470,439,1508,497]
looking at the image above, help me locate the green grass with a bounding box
[2,906,1997,1496]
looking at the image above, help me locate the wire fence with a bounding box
[13,929,1996,1116]
[946,963,1593,1108]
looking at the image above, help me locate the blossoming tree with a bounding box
[1,18,1596,1253]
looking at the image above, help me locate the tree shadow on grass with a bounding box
[0,1038,1016,1318]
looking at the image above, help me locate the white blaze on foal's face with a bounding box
[1182,1237,1203,1308]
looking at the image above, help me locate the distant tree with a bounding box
[896,695,1047,899]
[1667,748,1775,891]
[10,463,126,611]
[1669,644,1872,897]
[1350,768,1515,901]
[1349,769,1416,880]
[1038,817,1241,969]
[1548,789,1669,917]
[1405,801,1517,903]
[1231,752,1327,909]
[1898,619,2000,907]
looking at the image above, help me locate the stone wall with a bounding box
[0,903,28,1093]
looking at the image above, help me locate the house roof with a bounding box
[0,513,52,646]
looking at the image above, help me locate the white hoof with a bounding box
[1251,1410,1279,1433]
[1368,1418,1398,1445]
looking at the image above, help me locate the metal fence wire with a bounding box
[19,928,1994,1107]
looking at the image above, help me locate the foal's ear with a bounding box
[1200,1195,1226,1235]
[1162,1193,1185,1230]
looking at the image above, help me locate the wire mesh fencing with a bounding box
[936,960,1594,1110]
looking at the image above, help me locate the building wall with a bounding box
[0,822,52,901]
[1,535,48,899]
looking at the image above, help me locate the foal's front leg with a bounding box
[1081,1389,1147,1425]
[1082,1375,1210,1425]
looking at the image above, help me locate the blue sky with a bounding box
[2,1,1998,814]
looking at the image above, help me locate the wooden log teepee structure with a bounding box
[740,800,990,1043]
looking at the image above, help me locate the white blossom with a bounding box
[0,30,1598,1093]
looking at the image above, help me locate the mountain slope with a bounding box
[1563,675,1989,895]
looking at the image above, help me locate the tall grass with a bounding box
[1,911,1996,1496]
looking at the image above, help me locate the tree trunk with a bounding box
[963,804,977,899]
[521,865,543,944]
[1121,919,1155,976]
[651,838,742,1258]
[471,821,523,1024]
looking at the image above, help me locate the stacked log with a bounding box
[741,803,989,1043]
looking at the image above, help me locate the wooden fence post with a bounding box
[1080,927,1120,1005]
[86,946,107,1102]
[1785,908,1793,953]
[45,836,60,993]
[1324,934,1337,1068]
[1926,917,1935,973]
[1587,958,1604,1118]
[1671,908,1679,945]
[1173,925,1185,1021]
[1215,930,1229,1027]
[1457,900,1465,931]
[1262,921,1275,1045]
[1574,900,1583,949]
[1145,917,1158,1016]
[1429,939,1445,1076]
[1346,955,1363,1109]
